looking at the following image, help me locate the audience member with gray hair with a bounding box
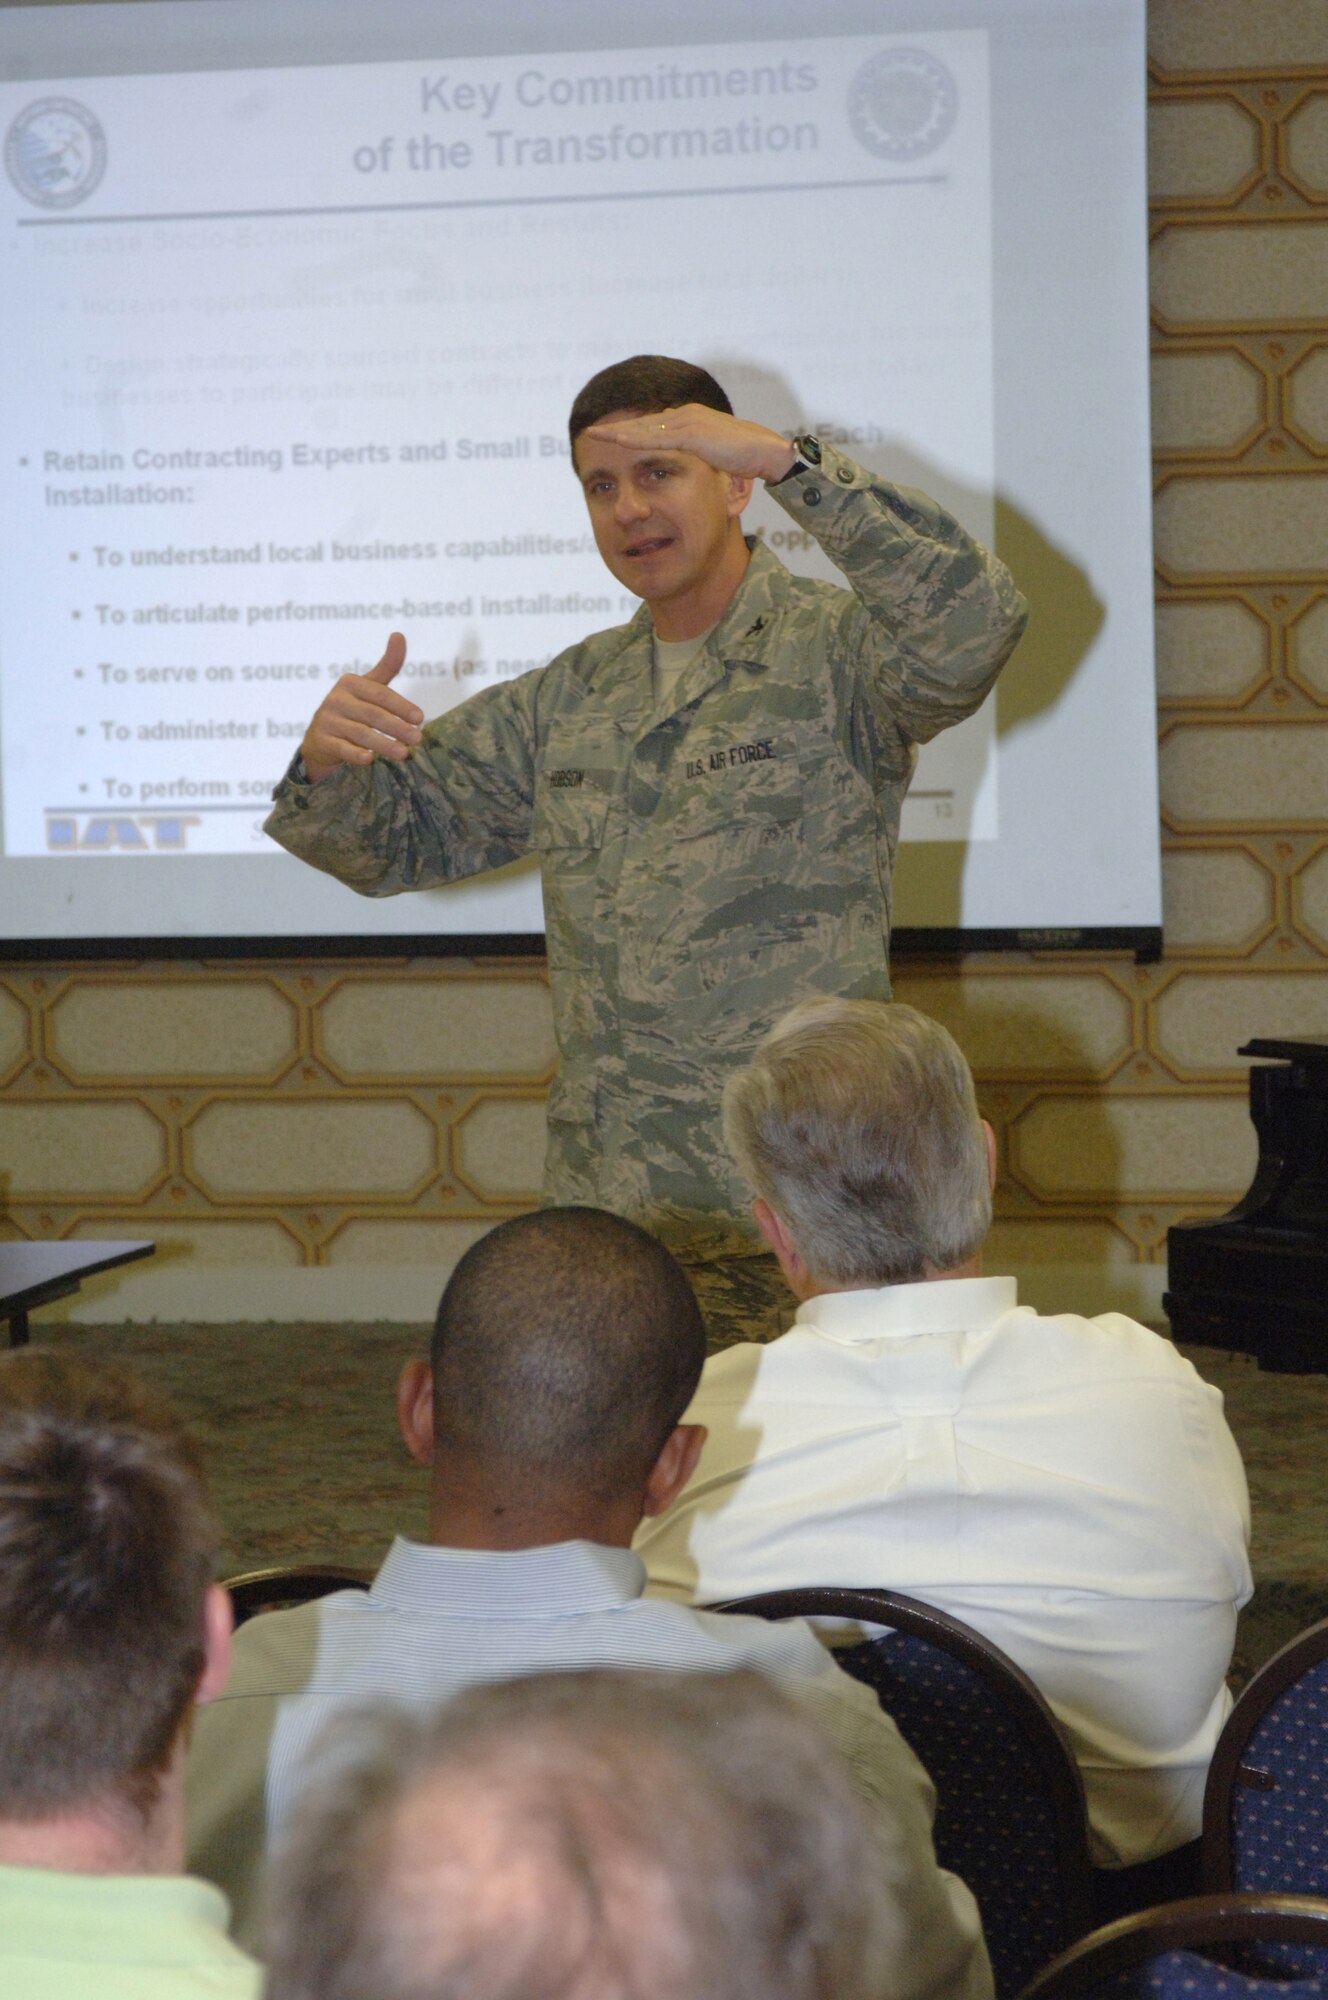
[0,1348,257,1998]
[265,1668,907,2000]
[722,993,994,1286]
[637,996,1253,1892]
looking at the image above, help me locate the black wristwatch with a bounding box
[770,432,822,485]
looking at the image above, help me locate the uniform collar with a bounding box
[707,536,790,658]
[794,1275,1019,1344]
[585,538,790,727]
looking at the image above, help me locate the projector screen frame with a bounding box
[0,924,1164,966]
[0,0,1162,958]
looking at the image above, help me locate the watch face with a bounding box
[798,433,822,465]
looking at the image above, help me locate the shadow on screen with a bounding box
[701,352,1105,931]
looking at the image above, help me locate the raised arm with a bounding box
[766,435,1028,744]
[587,407,1027,743]
[583,402,798,485]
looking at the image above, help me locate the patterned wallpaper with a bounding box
[2,0,1326,1323]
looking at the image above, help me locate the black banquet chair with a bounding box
[712,1585,1094,2000]
[222,1563,372,1626]
[1204,1616,1328,1901]
[1016,1892,1328,2000]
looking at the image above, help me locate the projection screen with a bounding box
[0,0,1160,955]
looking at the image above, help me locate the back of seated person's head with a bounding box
[429,1205,706,1507]
[263,1667,895,2000]
[0,1347,220,1826]
[722,996,992,1288]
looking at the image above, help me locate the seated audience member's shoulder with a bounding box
[690,1337,767,1402]
[213,1593,339,1701]
[687,1600,853,1686]
[1011,1301,1206,1381]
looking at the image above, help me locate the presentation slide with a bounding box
[0,0,1159,951]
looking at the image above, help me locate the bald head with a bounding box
[264,1670,897,2000]
[430,1207,707,1506]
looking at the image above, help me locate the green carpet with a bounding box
[34,1321,1328,1685]
[1185,1344,1328,1682]
[44,1319,433,1573]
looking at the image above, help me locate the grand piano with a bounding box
[1165,1039,1328,1373]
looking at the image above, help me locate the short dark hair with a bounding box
[568,354,732,451]
[431,1207,705,1500]
[265,1669,896,2000]
[0,1348,219,1818]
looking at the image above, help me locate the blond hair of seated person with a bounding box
[265,1667,917,2000]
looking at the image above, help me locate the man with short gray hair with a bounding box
[636,996,1253,1889]
[264,1668,911,2000]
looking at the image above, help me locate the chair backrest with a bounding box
[1204,1617,1328,1902]
[223,1563,372,1626]
[1017,1891,1328,2000]
[712,1585,1093,2000]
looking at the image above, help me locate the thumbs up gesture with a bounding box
[300,632,425,782]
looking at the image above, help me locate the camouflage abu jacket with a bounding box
[265,442,1027,1259]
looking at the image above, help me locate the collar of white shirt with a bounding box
[794,1275,1019,1345]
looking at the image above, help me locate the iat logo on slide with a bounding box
[45,814,201,852]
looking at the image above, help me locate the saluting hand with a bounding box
[583,403,799,486]
[300,632,424,782]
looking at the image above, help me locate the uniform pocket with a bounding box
[531,777,611,853]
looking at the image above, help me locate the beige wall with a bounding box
[3,0,1326,1322]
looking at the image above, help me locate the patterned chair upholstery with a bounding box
[223,1563,371,1626]
[1096,1947,1325,2000]
[711,1585,1093,2000]
[1202,1618,1328,1978]
[1017,1891,1328,2000]
[1205,1617,1328,1900]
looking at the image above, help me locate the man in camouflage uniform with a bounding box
[265,356,1027,1346]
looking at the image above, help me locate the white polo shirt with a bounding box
[634,1275,1253,1868]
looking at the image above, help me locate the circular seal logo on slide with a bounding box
[847,48,958,161]
[4,97,107,209]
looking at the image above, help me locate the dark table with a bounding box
[0,1240,155,1347]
